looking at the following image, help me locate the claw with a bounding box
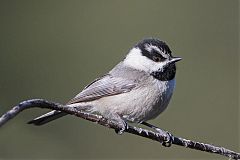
[115,120,128,135]
[140,122,173,147]
[162,131,174,147]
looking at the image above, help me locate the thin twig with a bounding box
[0,99,239,159]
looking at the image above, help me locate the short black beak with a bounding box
[169,57,182,63]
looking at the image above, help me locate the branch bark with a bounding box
[0,99,239,159]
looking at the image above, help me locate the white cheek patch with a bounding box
[124,48,167,73]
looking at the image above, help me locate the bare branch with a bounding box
[0,99,239,159]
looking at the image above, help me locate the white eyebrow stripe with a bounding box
[144,44,168,58]
[145,44,160,52]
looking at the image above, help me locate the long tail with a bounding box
[28,110,68,126]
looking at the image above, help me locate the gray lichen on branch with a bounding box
[0,99,239,159]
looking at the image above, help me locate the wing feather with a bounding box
[67,74,136,104]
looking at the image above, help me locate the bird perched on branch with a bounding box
[28,38,181,145]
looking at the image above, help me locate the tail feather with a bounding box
[28,110,67,126]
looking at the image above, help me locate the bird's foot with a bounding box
[114,119,129,135]
[141,122,173,147]
[109,113,128,135]
[161,130,174,147]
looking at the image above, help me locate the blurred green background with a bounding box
[0,0,238,159]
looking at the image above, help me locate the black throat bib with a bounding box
[150,63,176,81]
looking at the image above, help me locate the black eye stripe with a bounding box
[141,48,167,62]
[151,50,166,61]
[136,38,173,57]
[136,38,172,61]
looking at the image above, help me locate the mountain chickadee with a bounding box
[29,38,181,145]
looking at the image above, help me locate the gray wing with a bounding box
[67,74,136,104]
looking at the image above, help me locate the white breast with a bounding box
[86,77,176,123]
[148,78,176,120]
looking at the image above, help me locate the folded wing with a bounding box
[67,74,136,104]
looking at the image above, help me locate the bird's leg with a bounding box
[141,121,173,147]
[109,113,129,135]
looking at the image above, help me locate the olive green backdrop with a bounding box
[0,0,238,159]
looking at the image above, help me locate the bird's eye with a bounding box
[152,56,161,62]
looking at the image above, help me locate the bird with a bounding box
[28,38,181,144]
